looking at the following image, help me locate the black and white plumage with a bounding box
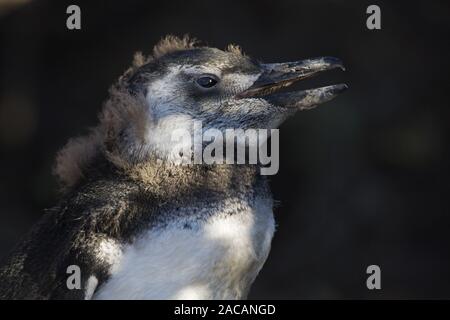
[0,36,346,300]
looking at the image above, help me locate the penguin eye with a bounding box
[196,76,218,88]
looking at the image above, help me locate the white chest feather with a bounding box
[93,197,274,300]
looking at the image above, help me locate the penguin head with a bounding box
[125,37,347,132]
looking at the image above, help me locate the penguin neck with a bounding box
[120,158,264,198]
[83,151,265,199]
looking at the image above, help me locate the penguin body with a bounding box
[94,189,274,300]
[0,159,274,300]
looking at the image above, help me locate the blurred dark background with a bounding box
[0,0,449,299]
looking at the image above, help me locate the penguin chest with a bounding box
[94,197,275,300]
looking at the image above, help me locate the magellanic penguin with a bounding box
[0,35,346,300]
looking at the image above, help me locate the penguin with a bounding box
[0,35,346,300]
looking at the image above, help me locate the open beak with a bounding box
[237,57,347,109]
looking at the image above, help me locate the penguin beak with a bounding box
[237,57,347,109]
